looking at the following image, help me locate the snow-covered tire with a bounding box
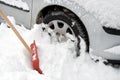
[43,11,89,56]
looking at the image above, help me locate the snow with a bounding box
[0,0,29,10]
[81,0,120,29]
[0,16,120,80]
[44,0,120,29]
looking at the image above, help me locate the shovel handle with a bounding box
[0,8,32,54]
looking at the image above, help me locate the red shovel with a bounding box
[30,40,43,74]
[0,8,43,74]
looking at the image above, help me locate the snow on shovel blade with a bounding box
[30,40,43,74]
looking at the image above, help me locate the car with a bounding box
[0,0,120,65]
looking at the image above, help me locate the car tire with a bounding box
[43,11,89,56]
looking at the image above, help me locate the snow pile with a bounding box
[0,0,29,10]
[0,17,120,80]
[44,0,120,29]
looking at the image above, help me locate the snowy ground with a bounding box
[0,16,120,80]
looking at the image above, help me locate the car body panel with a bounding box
[81,14,120,60]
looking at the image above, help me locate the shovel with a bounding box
[0,8,42,74]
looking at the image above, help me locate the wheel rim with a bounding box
[48,20,75,37]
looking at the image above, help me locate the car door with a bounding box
[0,0,32,29]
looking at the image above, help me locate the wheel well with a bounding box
[36,5,90,52]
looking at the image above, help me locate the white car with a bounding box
[0,0,120,64]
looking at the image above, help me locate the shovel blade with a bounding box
[30,40,43,74]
